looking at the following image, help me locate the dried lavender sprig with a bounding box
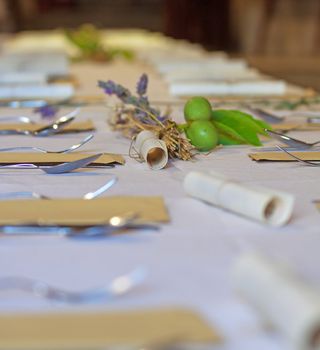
[98,75,168,124]
[98,80,138,105]
[34,105,59,119]
[136,73,148,96]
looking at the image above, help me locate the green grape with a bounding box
[185,120,218,151]
[184,96,212,122]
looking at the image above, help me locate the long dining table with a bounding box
[0,55,319,350]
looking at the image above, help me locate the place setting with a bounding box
[0,107,95,135]
[1,5,320,350]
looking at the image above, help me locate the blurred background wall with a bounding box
[1,0,319,55]
[0,0,319,88]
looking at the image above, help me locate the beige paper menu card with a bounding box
[249,151,320,162]
[0,196,169,226]
[0,119,95,133]
[0,152,125,165]
[0,308,220,349]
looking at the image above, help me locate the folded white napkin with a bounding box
[164,68,260,83]
[183,171,294,226]
[0,72,47,85]
[170,80,287,96]
[0,84,74,100]
[0,52,69,76]
[155,59,248,74]
[233,253,320,350]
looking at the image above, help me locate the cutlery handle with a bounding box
[0,130,29,135]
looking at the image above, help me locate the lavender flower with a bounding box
[98,74,168,125]
[98,80,136,105]
[34,105,59,119]
[136,73,148,96]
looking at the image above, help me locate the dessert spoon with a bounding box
[0,116,36,124]
[0,108,80,136]
[0,175,118,200]
[0,153,102,174]
[0,134,93,153]
[0,267,146,303]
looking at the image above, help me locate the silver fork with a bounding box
[0,108,79,136]
[276,146,320,167]
[0,134,94,153]
[266,129,320,149]
[0,175,118,200]
[0,267,147,303]
[0,153,102,174]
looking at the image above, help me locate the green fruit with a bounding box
[185,120,218,151]
[184,97,212,122]
[211,109,262,146]
[212,121,246,145]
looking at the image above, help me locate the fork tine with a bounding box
[276,146,320,167]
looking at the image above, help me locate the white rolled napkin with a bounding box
[183,171,294,226]
[169,80,287,96]
[0,84,74,100]
[133,130,168,170]
[233,253,320,350]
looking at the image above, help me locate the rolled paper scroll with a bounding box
[133,130,168,170]
[233,253,320,350]
[183,171,294,226]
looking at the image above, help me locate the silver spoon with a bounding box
[0,175,118,200]
[66,212,139,238]
[276,146,320,167]
[0,134,94,153]
[0,153,102,174]
[0,267,147,303]
[0,116,36,124]
[266,129,320,149]
[0,108,79,136]
[0,213,159,238]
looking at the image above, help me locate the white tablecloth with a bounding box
[0,61,319,350]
